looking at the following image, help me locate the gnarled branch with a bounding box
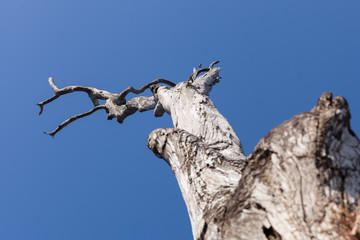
[38,62,224,137]
[38,77,176,137]
[115,78,176,105]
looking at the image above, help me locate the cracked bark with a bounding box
[38,62,360,240]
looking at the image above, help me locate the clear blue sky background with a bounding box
[1,1,359,239]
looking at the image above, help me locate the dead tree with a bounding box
[38,62,360,240]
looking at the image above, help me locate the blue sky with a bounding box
[1,1,359,239]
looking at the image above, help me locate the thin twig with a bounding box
[43,105,107,137]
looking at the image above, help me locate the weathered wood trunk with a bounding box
[39,63,360,240]
[148,72,360,240]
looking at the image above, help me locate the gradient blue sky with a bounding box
[1,1,359,239]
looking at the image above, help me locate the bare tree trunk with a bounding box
[38,62,360,240]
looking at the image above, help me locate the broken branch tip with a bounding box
[209,60,220,69]
[37,103,44,115]
[43,131,55,138]
[48,77,59,91]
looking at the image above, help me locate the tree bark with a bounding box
[39,62,360,240]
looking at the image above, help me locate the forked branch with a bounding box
[37,77,114,115]
[38,77,176,137]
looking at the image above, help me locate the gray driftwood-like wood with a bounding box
[38,62,360,240]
